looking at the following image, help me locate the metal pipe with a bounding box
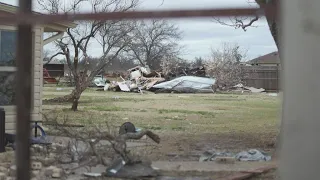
[15,0,32,179]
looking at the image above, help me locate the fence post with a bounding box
[0,108,5,153]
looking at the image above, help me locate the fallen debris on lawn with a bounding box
[150,76,216,93]
[102,65,217,93]
[199,149,271,162]
[93,75,108,87]
[104,66,165,93]
[232,83,266,93]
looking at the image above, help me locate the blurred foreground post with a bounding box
[15,0,33,179]
[0,108,5,153]
[280,0,320,179]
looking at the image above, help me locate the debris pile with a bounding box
[100,66,216,94]
[92,66,265,94]
[199,149,271,162]
[104,66,165,93]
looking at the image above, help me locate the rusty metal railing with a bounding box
[9,0,277,179]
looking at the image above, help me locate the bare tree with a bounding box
[126,19,182,70]
[38,0,138,111]
[205,42,248,91]
[213,0,279,49]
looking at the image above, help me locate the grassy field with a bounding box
[42,86,280,159]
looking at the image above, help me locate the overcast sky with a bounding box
[1,0,278,60]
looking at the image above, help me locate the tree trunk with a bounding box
[44,82,86,111]
[256,0,280,50]
[71,89,81,111]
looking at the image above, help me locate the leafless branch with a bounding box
[213,0,260,31]
[40,0,139,110]
[213,15,259,31]
[43,112,160,166]
[44,52,65,65]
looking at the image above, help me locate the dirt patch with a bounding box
[249,170,278,180]
[145,132,276,162]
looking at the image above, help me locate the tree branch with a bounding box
[213,16,260,31]
[44,52,65,65]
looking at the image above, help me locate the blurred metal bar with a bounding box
[280,0,320,179]
[0,6,276,24]
[15,0,33,179]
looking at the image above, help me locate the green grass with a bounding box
[158,109,215,117]
[86,105,128,112]
[42,86,280,137]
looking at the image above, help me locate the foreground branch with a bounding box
[117,130,160,144]
[112,130,160,164]
[43,114,160,166]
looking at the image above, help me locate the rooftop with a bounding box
[247,51,280,65]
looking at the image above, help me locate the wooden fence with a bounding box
[242,66,280,92]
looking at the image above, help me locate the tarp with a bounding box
[199,149,271,162]
[152,76,216,92]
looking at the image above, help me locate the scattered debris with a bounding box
[94,66,270,95]
[117,81,131,92]
[235,149,271,162]
[105,158,126,176]
[199,150,233,162]
[98,65,216,93]
[103,83,110,91]
[268,93,278,97]
[93,75,107,87]
[232,84,265,93]
[199,149,271,162]
[151,76,216,93]
[104,66,165,93]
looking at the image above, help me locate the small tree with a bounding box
[39,0,138,111]
[126,19,182,70]
[205,42,248,90]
